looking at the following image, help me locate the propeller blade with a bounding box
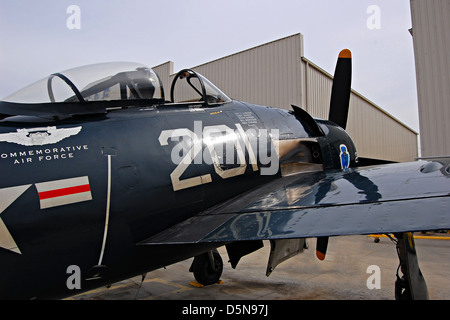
[328,49,352,129]
[316,236,329,261]
[318,50,351,261]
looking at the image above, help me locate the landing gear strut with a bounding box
[394,233,429,300]
[190,250,223,285]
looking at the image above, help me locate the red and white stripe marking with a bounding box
[35,176,92,209]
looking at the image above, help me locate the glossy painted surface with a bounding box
[144,159,450,244]
[0,62,448,300]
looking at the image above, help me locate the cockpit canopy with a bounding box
[3,62,164,104]
[0,62,232,119]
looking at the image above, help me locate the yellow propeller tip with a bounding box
[339,49,352,59]
[316,250,326,261]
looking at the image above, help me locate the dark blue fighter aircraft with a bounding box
[0,50,449,300]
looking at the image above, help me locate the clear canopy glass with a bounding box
[3,62,164,103]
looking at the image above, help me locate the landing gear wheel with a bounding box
[190,250,223,285]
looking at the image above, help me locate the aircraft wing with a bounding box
[141,159,450,245]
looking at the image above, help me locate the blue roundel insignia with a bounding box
[339,144,350,169]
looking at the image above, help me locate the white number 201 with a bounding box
[158,124,257,191]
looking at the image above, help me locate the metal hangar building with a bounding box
[410,0,450,158]
[153,33,418,163]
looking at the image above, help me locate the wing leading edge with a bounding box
[140,159,450,245]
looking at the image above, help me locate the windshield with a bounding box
[170,69,231,105]
[2,62,164,103]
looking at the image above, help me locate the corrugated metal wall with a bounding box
[302,58,418,162]
[348,93,418,162]
[181,34,304,109]
[152,61,173,100]
[301,59,332,120]
[153,33,418,162]
[410,0,450,157]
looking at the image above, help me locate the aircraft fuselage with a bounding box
[0,99,356,299]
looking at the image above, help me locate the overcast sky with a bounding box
[0,0,419,132]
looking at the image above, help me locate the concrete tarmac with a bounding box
[70,234,450,300]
